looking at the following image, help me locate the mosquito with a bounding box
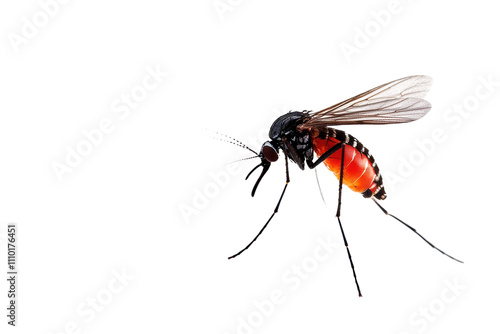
[222,75,463,297]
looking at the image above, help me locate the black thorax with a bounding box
[268,111,314,169]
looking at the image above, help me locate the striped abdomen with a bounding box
[312,128,386,200]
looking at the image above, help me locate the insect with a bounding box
[224,75,463,297]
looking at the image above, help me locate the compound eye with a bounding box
[262,142,279,162]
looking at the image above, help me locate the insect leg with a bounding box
[228,153,291,259]
[314,168,326,205]
[372,199,463,263]
[336,144,363,297]
[305,140,362,295]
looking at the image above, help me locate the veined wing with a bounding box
[304,75,432,126]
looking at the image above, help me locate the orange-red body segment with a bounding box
[312,136,378,195]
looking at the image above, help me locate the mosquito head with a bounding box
[245,141,281,197]
[208,130,280,197]
[261,141,279,163]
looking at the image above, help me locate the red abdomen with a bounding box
[312,128,385,199]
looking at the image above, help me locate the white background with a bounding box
[1,0,499,333]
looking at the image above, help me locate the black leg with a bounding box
[228,153,291,259]
[372,199,463,263]
[305,140,362,295]
[336,144,363,297]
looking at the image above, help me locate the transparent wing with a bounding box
[304,75,432,126]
